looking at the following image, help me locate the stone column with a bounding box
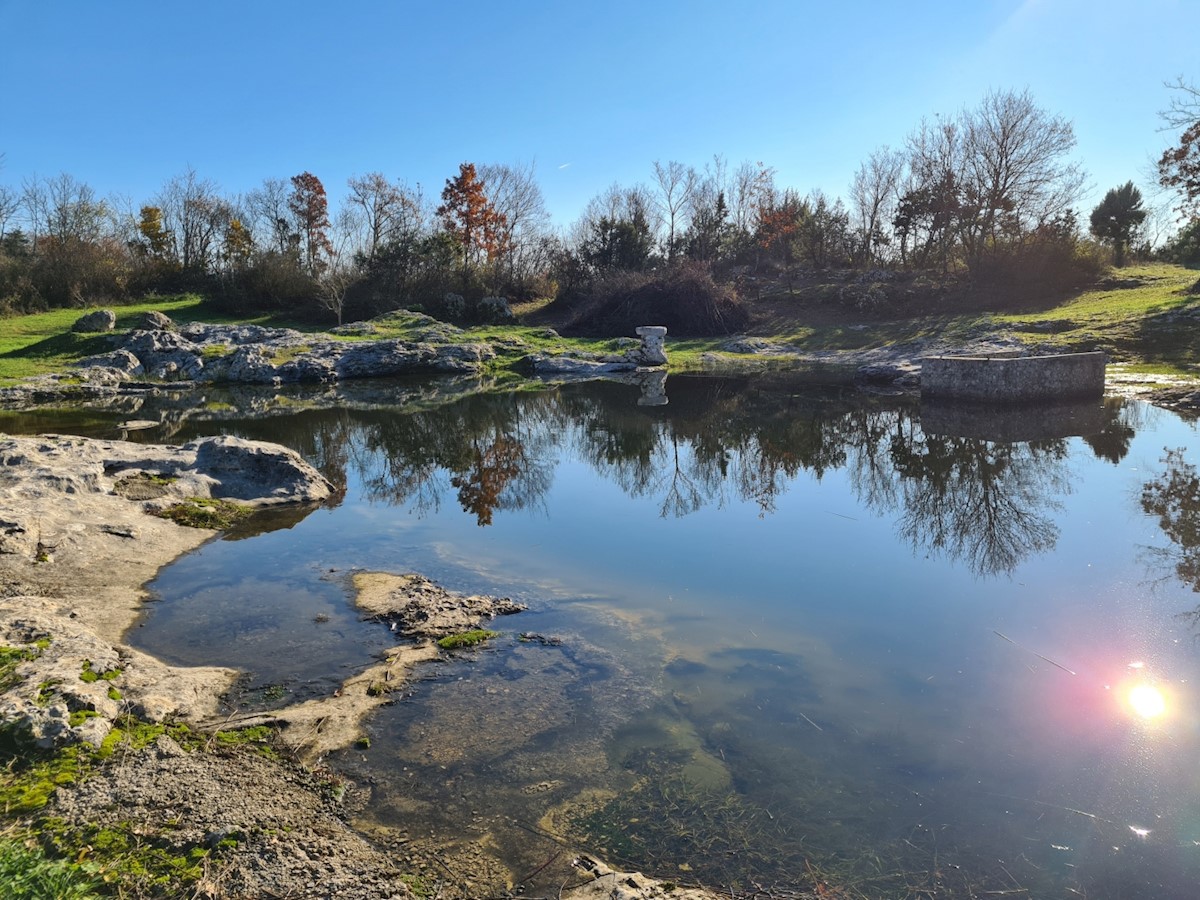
[634,326,668,366]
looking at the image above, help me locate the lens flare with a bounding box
[1128,683,1167,720]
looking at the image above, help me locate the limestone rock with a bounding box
[124,329,207,380]
[132,310,175,331]
[530,354,639,376]
[74,348,144,376]
[184,435,334,503]
[562,856,721,900]
[71,309,116,333]
[631,325,668,366]
[352,571,525,638]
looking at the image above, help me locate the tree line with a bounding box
[0,85,1197,331]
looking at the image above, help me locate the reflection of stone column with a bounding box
[634,325,668,366]
[636,369,668,406]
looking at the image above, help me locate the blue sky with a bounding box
[1,0,1197,230]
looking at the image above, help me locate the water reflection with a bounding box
[20,375,1188,898]
[1141,447,1200,629]
[259,378,1135,577]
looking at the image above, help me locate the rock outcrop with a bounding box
[0,434,333,751]
[77,322,498,386]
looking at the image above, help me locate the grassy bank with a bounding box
[1,264,1198,386]
[736,263,1199,366]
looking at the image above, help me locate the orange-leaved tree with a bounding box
[436,163,508,275]
[288,172,333,276]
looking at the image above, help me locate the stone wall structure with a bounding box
[920,351,1106,402]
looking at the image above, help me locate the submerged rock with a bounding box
[352,571,525,638]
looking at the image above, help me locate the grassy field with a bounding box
[731,263,1200,368]
[1,265,1197,386]
[0,296,323,384]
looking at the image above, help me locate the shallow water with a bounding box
[9,374,1200,897]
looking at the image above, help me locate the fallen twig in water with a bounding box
[993,631,1076,675]
[798,712,824,732]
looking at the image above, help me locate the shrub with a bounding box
[1161,219,1200,267]
[564,261,748,337]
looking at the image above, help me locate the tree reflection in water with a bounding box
[1141,447,1200,629]
[276,377,1142,579]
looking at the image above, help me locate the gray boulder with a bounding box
[186,435,333,503]
[74,348,144,377]
[132,310,175,331]
[336,341,430,379]
[123,329,205,380]
[71,309,117,333]
[530,354,639,376]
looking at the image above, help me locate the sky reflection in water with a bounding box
[99,375,1200,897]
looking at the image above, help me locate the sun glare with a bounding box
[1128,683,1167,720]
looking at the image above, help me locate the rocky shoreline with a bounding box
[0,432,720,899]
[0,312,1194,898]
[2,308,1196,415]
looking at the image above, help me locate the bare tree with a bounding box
[44,172,106,243]
[20,175,49,244]
[571,181,661,250]
[651,160,697,261]
[850,146,905,264]
[345,172,421,263]
[318,206,361,326]
[0,184,18,240]
[958,89,1085,262]
[728,160,775,241]
[1160,75,1200,129]
[1158,77,1200,220]
[157,167,230,272]
[683,155,734,263]
[478,160,550,288]
[246,177,295,254]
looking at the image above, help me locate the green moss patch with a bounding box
[40,817,213,894]
[0,640,50,693]
[149,498,252,530]
[435,629,499,651]
[78,660,122,684]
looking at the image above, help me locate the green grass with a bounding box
[993,264,1200,368]
[3,267,1198,386]
[0,833,103,900]
[738,263,1200,377]
[0,295,324,384]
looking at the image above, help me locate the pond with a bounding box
[6,374,1200,898]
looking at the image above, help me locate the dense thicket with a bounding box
[0,87,1194,334]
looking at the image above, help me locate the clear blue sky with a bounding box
[1,0,1196,230]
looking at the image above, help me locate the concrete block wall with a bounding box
[920,351,1106,402]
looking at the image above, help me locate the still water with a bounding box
[9,374,1200,897]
